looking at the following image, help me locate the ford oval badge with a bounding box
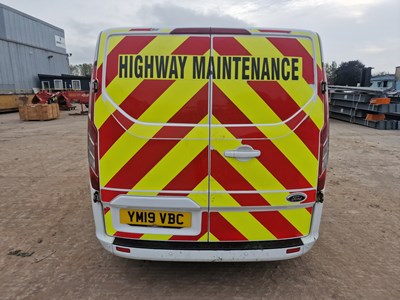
[286,193,307,203]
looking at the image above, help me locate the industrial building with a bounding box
[370,67,400,91]
[38,74,90,92]
[0,3,70,94]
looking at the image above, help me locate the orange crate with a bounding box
[365,113,385,121]
[370,98,390,105]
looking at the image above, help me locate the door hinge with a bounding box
[92,79,98,93]
[93,190,100,203]
[321,81,327,94]
[316,191,324,203]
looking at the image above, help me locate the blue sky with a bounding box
[2,0,399,74]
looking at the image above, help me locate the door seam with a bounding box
[207,34,214,242]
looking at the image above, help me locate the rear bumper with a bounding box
[111,244,312,262]
[97,235,316,262]
[91,187,324,262]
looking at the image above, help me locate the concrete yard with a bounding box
[0,111,399,299]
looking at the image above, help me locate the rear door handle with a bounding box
[224,145,261,161]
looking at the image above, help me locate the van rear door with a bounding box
[209,31,325,242]
[96,31,211,241]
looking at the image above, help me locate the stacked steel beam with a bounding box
[329,86,400,130]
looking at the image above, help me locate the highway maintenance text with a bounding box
[118,55,301,81]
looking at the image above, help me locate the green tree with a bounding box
[69,63,93,76]
[325,61,338,84]
[334,60,365,86]
[80,63,93,76]
[69,64,79,75]
[373,71,391,76]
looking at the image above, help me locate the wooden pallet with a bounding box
[19,103,60,121]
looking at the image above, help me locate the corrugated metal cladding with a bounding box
[0,3,70,93]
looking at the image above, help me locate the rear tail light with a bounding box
[88,124,98,190]
[317,133,329,191]
[88,61,99,191]
[88,117,99,191]
[286,247,301,254]
[317,61,329,191]
[115,246,131,253]
[321,137,329,172]
[317,82,329,190]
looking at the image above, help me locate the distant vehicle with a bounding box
[88,27,329,261]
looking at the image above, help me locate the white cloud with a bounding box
[1,0,399,73]
[136,3,250,27]
[358,46,386,54]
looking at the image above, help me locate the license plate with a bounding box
[119,209,192,228]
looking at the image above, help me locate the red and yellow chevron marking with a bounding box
[95,29,326,242]
[97,32,210,241]
[208,35,324,241]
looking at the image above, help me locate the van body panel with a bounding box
[89,27,328,258]
[95,32,211,241]
[208,34,324,241]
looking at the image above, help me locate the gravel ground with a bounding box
[0,111,399,300]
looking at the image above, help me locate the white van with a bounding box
[88,27,329,261]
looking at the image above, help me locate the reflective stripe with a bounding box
[127,118,208,193]
[100,81,208,186]
[104,209,116,236]
[211,92,318,186]
[220,211,276,241]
